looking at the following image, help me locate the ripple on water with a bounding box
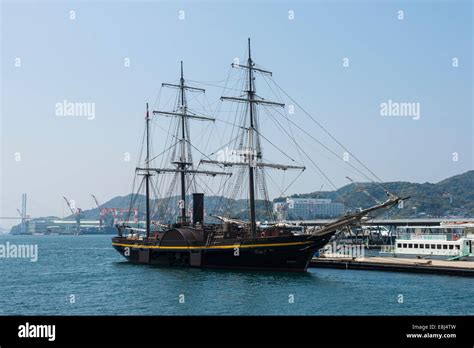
[0,235,471,315]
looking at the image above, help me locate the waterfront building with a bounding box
[273,198,345,220]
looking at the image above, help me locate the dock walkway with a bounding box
[309,256,474,276]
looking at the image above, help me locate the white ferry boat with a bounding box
[380,222,474,260]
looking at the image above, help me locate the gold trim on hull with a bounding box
[112,240,314,251]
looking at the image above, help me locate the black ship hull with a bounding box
[112,233,334,272]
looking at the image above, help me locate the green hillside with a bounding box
[284,170,474,218]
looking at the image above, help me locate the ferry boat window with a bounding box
[455,245,460,250]
[425,244,429,249]
[443,245,448,250]
[414,244,418,248]
[403,243,407,248]
[431,244,435,249]
[449,245,454,250]
[408,243,413,248]
[397,243,402,248]
[437,245,442,249]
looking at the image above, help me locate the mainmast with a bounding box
[246,38,257,237]
[202,38,305,238]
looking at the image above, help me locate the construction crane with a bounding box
[63,196,75,215]
[91,194,100,208]
[91,194,103,227]
[63,196,82,234]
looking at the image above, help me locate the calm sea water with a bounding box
[0,234,472,315]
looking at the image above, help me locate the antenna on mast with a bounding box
[248,37,251,60]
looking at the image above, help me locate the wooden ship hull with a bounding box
[112,231,334,272]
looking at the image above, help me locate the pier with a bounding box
[309,256,474,277]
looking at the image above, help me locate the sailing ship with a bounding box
[112,39,405,271]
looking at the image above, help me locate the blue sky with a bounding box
[1,0,472,226]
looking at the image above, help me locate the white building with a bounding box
[273,198,345,220]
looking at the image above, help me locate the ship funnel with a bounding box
[193,193,204,225]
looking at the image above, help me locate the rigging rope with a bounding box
[268,76,387,187]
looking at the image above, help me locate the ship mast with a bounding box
[179,61,187,224]
[137,62,230,226]
[145,103,151,237]
[246,38,257,237]
[201,38,305,238]
[200,40,405,239]
[158,61,202,225]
